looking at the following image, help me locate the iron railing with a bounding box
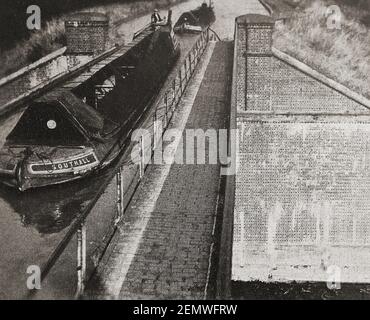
[27,26,219,299]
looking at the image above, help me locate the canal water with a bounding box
[0,0,255,299]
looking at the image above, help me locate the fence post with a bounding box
[189,54,192,74]
[184,58,187,81]
[179,69,182,95]
[164,93,168,126]
[76,221,86,299]
[153,111,157,150]
[139,135,145,179]
[165,92,168,112]
[116,168,123,222]
[171,84,176,113]
[119,167,124,218]
[172,79,176,105]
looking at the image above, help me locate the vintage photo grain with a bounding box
[0,0,369,303]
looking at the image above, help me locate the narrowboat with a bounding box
[174,1,215,34]
[0,19,180,191]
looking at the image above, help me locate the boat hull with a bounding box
[174,3,216,35]
[0,24,180,191]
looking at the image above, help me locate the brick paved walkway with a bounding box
[86,41,233,300]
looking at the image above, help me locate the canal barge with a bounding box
[0,15,180,191]
[174,1,215,34]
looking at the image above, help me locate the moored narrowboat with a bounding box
[0,15,180,191]
[0,90,124,191]
[174,1,215,34]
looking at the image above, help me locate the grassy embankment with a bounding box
[0,0,185,78]
[264,0,370,99]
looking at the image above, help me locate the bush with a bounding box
[268,0,370,99]
[0,0,184,78]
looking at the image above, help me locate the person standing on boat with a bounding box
[151,9,162,24]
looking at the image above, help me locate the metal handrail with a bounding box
[27,26,216,300]
[208,27,222,41]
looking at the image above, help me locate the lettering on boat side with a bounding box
[29,153,98,174]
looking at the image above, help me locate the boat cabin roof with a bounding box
[175,12,200,26]
[37,89,105,133]
[7,90,112,146]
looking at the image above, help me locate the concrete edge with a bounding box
[0,44,126,116]
[0,47,67,87]
[259,0,370,110]
[215,24,238,300]
[272,48,370,110]
[236,112,370,121]
[215,172,235,300]
[203,41,235,300]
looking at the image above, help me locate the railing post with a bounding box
[119,167,124,218]
[184,58,187,81]
[172,79,176,105]
[179,69,182,95]
[165,92,168,112]
[164,93,168,126]
[139,135,145,179]
[189,54,192,74]
[116,168,123,223]
[153,111,157,149]
[76,221,86,299]
[171,83,176,113]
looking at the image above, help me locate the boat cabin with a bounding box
[6,90,118,147]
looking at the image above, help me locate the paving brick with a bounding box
[86,41,233,299]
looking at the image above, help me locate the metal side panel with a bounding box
[232,118,370,283]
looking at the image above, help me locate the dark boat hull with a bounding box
[0,23,180,191]
[174,2,216,34]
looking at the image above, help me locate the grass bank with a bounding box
[264,0,370,99]
[0,0,186,79]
